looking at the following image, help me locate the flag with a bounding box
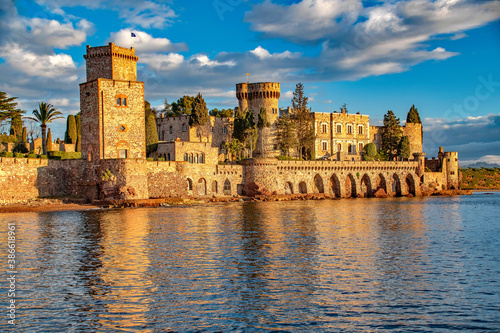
[246,73,249,76]
[131,32,136,37]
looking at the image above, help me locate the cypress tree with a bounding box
[75,114,81,136]
[276,115,298,156]
[398,135,411,160]
[291,83,315,159]
[189,93,209,127]
[66,115,77,144]
[145,105,158,155]
[22,126,27,143]
[46,128,53,152]
[11,114,22,141]
[406,105,421,123]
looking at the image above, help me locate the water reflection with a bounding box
[1,194,499,332]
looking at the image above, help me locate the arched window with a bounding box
[187,178,193,191]
[184,153,188,161]
[189,154,193,163]
[223,126,227,134]
[182,123,187,132]
[199,153,204,164]
[337,143,342,152]
[167,153,171,161]
[223,179,231,195]
[169,125,173,134]
[194,154,198,164]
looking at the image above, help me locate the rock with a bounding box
[373,188,388,198]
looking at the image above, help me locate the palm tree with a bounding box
[29,102,63,155]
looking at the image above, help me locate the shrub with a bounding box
[14,152,24,158]
[157,157,165,161]
[40,155,48,159]
[146,157,154,161]
[48,151,81,160]
[425,167,432,172]
[13,142,28,154]
[0,152,13,157]
[27,154,37,158]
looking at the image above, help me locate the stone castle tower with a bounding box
[438,147,459,189]
[236,82,280,157]
[80,43,145,161]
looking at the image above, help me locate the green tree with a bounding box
[291,83,315,159]
[28,102,63,155]
[210,108,234,117]
[276,115,298,156]
[406,105,421,123]
[170,95,195,116]
[381,110,403,160]
[22,127,27,143]
[75,114,81,152]
[364,142,377,157]
[189,93,209,141]
[0,91,22,122]
[46,128,53,152]
[66,115,77,144]
[257,107,271,156]
[398,135,411,160]
[10,114,23,142]
[145,102,158,155]
[225,138,244,161]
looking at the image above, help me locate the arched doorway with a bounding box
[406,174,416,196]
[392,174,402,197]
[212,180,218,194]
[360,174,372,197]
[345,174,357,198]
[187,178,193,193]
[198,178,207,196]
[285,182,293,194]
[313,174,324,193]
[330,174,341,198]
[299,181,307,194]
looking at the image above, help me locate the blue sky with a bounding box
[0,0,499,165]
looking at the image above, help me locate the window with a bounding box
[358,126,363,135]
[224,179,231,195]
[337,143,342,152]
[120,125,126,132]
[117,98,121,106]
[347,125,353,134]
[321,123,327,133]
[322,141,328,151]
[336,124,342,133]
[189,154,193,163]
[187,179,193,191]
[162,131,165,140]
[169,125,173,134]
[199,154,204,164]
[223,126,227,134]
[119,149,127,158]
[182,123,187,132]
[184,153,188,161]
[359,142,363,152]
[123,98,127,106]
[211,126,214,133]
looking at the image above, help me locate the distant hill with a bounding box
[463,162,500,169]
[460,167,500,189]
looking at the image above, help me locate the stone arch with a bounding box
[223,179,231,195]
[284,181,293,194]
[345,174,357,198]
[392,174,402,197]
[406,174,416,196]
[360,174,372,197]
[299,181,307,194]
[167,153,170,161]
[374,173,387,192]
[198,178,207,196]
[330,174,341,198]
[313,174,324,193]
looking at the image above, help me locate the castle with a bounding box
[0,43,459,204]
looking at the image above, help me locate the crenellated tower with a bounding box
[236,82,280,157]
[80,43,145,161]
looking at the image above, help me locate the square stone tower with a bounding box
[80,43,145,160]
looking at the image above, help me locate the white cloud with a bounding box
[283,91,293,98]
[140,53,185,71]
[0,43,78,80]
[120,1,177,29]
[23,18,92,49]
[108,29,188,53]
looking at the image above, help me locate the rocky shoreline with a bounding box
[0,189,474,213]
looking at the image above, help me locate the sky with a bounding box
[0,0,499,165]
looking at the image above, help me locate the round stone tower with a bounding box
[236,82,280,157]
